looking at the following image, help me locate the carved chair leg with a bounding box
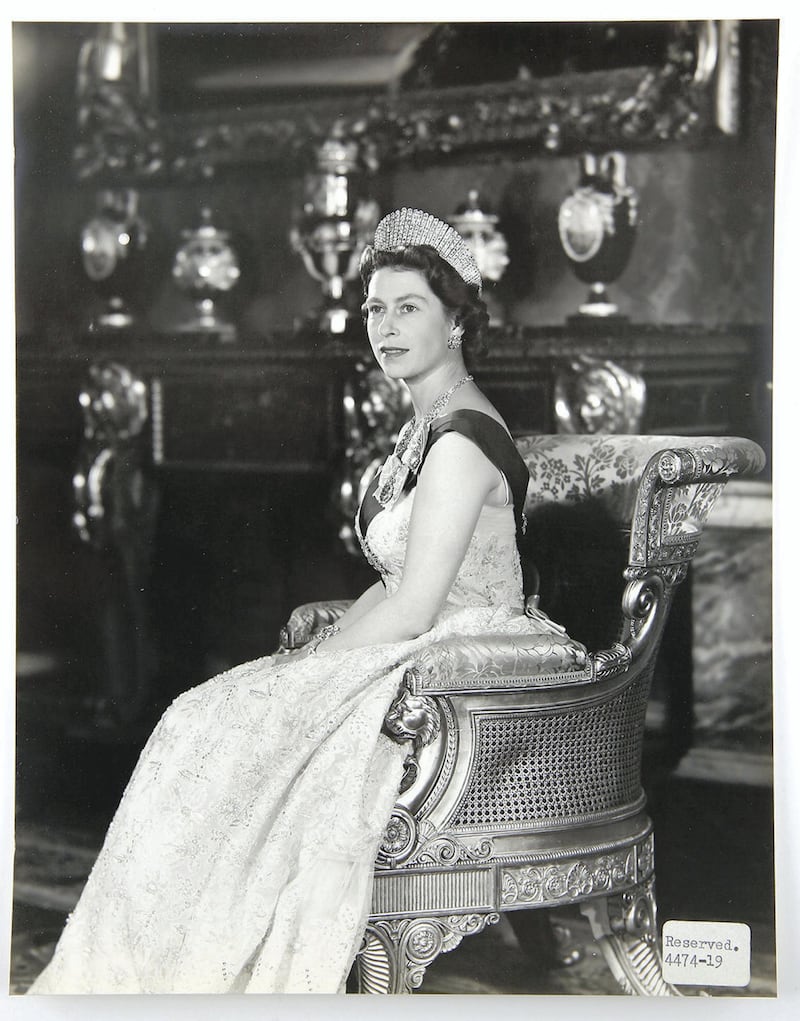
[354,913,500,994]
[580,879,681,996]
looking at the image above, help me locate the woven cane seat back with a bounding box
[449,671,650,829]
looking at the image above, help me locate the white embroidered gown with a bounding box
[30,450,534,994]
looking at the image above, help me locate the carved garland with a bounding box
[501,833,654,908]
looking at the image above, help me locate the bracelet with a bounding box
[306,623,341,654]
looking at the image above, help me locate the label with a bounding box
[662,920,751,987]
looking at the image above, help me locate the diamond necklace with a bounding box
[374,373,474,509]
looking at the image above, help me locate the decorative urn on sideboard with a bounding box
[171,207,241,342]
[80,188,148,331]
[450,190,510,327]
[558,152,638,320]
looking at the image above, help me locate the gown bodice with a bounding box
[356,409,530,617]
[364,489,524,612]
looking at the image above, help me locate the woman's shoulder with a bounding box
[430,406,513,442]
[426,406,530,498]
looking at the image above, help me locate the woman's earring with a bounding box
[447,327,464,350]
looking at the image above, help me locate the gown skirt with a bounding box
[29,410,535,994]
[28,605,527,994]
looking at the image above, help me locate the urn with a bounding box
[558,152,638,318]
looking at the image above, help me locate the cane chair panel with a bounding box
[448,671,650,830]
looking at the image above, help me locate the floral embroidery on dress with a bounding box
[31,442,534,995]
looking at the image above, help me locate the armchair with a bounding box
[279,434,766,995]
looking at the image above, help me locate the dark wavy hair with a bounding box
[359,244,490,364]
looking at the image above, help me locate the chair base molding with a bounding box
[364,833,670,994]
[360,874,680,995]
[372,827,655,917]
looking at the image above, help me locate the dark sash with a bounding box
[358,409,531,543]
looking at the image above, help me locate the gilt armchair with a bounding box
[279,434,766,995]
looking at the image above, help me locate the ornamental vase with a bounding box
[80,188,148,330]
[172,208,241,342]
[450,189,509,327]
[289,131,380,336]
[558,152,638,318]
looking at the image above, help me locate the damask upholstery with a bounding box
[279,434,765,995]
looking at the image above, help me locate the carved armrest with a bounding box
[276,599,354,652]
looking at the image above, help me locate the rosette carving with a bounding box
[376,808,417,866]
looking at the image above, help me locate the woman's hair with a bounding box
[359,244,490,363]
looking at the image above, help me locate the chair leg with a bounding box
[354,913,500,993]
[580,878,681,996]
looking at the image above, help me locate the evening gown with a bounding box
[29,410,538,994]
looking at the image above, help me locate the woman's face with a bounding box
[362,268,456,384]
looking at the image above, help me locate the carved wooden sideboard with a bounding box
[16,322,768,738]
[18,320,764,458]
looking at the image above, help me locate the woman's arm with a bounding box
[307,433,499,654]
[333,579,387,629]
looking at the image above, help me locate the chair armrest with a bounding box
[402,610,592,695]
[277,599,354,652]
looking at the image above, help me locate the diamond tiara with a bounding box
[372,207,482,292]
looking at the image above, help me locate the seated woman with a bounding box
[29,207,543,994]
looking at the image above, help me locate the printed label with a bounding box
[662,920,751,987]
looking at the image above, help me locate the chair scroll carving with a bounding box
[355,913,501,994]
[581,878,680,996]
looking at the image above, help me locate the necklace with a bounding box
[374,373,473,509]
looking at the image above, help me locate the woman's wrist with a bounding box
[306,623,341,654]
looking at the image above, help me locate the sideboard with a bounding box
[16,321,769,756]
[18,321,765,469]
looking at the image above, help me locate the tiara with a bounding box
[373,207,482,292]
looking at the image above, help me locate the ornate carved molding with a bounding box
[73,21,741,183]
[593,641,632,680]
[554,355,646,435]
[376,811,496,871]
[70,360,159,726]
[500,833,652,909]
[72,361,150,547]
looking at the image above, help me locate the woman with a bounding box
[29,208,539,994]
